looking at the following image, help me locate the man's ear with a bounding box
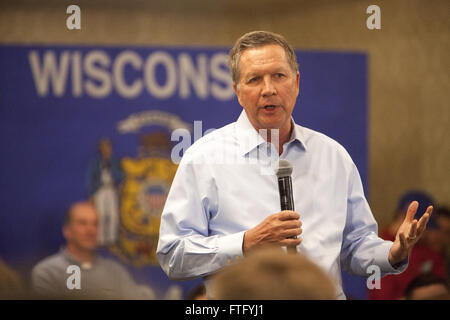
[294,71,300,98]
[233,82,239,95]
[62,226,70,242]
[233,83,243,108]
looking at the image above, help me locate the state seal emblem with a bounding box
[108,110,191,266]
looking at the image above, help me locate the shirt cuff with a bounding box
[376,240,408,276]
[217,230,246,262]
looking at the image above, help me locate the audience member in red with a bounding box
[369,190,447,300]
[436,206,450,277]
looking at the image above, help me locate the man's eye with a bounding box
[274,73,284,78]
[248,77,259,83]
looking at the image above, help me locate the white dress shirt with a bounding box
[157,110,406,299]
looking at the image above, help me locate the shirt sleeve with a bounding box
[156,154,245,280]
[340,162,408,277]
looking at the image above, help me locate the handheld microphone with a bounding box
[275,160,297,254]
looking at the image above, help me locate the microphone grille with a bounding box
[276,159,293,177]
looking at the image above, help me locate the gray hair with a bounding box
[228,31,299,84]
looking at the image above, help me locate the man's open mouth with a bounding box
[264,105,277,110]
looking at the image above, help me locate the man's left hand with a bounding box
[388,201,433,266]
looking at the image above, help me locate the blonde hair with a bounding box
[211,247,336,300]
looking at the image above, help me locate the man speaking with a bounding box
[156,31,433,299]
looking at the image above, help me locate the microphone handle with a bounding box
[278,176,294,211]
[278,176,298,254]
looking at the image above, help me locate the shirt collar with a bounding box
[288,118,308,152]
[235,110,307,156]
[61,247,97,269]
[235,110,266,156]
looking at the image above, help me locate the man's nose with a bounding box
[261,76,276,97]
[88,224,98,235]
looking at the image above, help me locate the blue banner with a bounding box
[0,44,367,299]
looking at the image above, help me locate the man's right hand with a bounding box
[242,210,302,253]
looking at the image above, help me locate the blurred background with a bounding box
[0,0,448,300]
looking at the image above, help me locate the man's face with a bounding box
[233,44,300,132]
[63,204,99,252]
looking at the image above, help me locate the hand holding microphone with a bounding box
[276,160,300,254]
[242,160,302,253]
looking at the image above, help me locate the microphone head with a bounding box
[275,159,293,178]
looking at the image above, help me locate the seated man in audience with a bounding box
[210,246,336,300]
[436,206,450,276]
[31,201,154,299]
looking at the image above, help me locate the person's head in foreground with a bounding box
[404,274,449,300]
[210,246,336,300]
